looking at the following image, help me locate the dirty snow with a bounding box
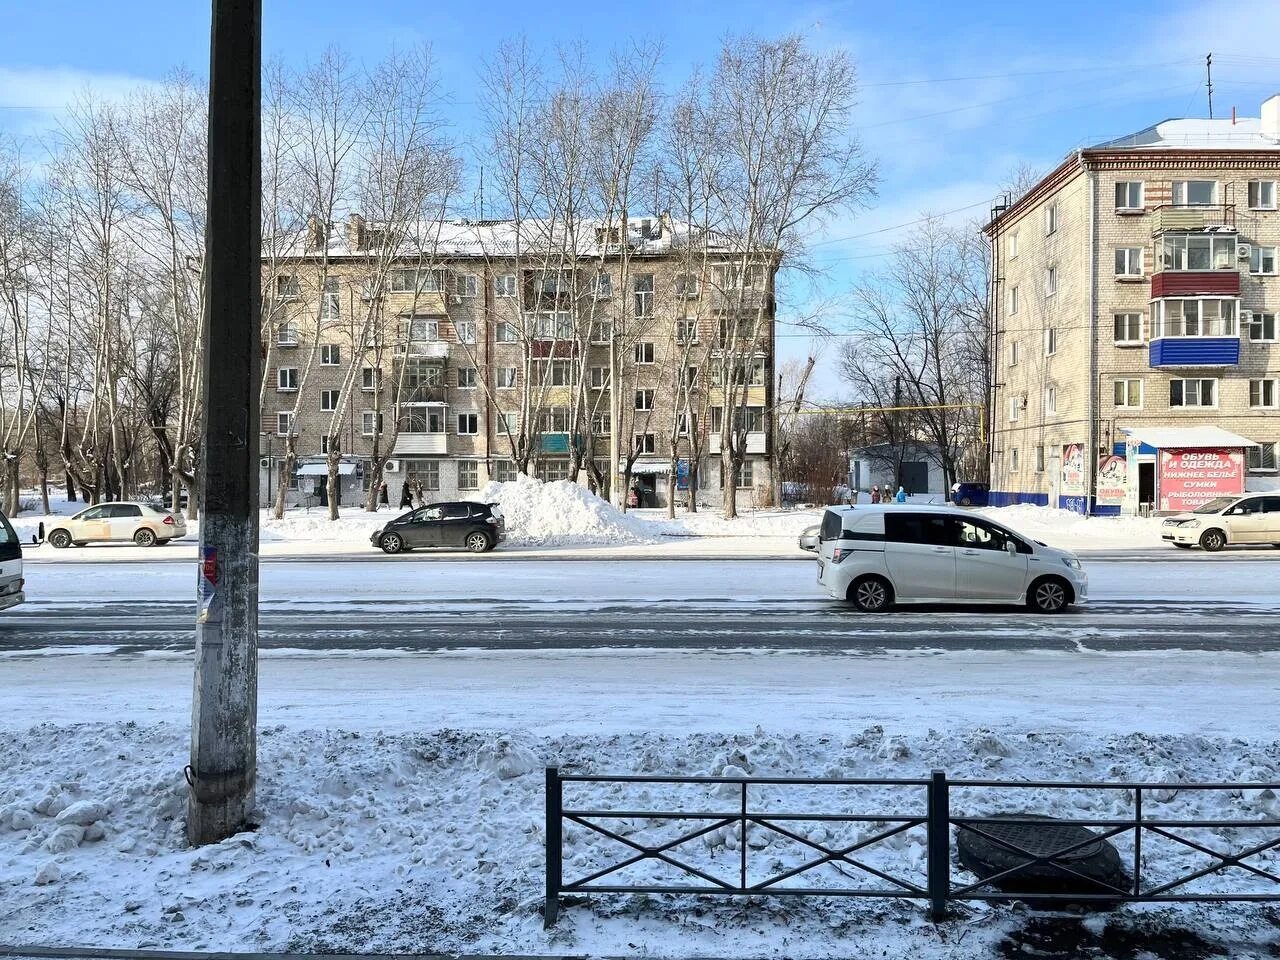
[2,721,1278,957]
[476,474,662,545]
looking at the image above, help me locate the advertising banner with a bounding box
[1157,448,1245,513]
[1096,453,1128,506]
[1061,443,1086,496]
[1123,440,1142,515]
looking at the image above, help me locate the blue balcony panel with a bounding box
[1149,337,1240,368]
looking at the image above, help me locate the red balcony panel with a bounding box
[531,339,578,358]
[1150,271,1240,298]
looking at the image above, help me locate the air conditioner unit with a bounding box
[1237,244,1252,260]
[384,459,401,474]
[259,457,271,469]
[1019,396,1028,409]
[1241,310,1254,324]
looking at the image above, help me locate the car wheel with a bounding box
[1199,529,1227,552]
[1172,543,1192,549]
[959,496,972,506]
[848,575,893,613]
[1027,576,1071,613]
[379,532,404,554]
[465,531,492,554]
[48,529,72,549]
[133,528,157,547]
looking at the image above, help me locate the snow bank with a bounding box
[475,474,662,545]
[979,504,1165,550]
[3,721,1278,957]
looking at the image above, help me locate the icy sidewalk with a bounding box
[2,721,1278,958]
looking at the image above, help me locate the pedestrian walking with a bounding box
[400,479,413,509]
[895,485,907,503]
[870,484,881,504]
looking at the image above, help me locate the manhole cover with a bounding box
[957,813,1129,907]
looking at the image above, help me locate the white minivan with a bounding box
[814,505,1087,613]
[0,509,24,612]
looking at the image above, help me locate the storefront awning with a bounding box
[296,461,357,476]
[629,461,670,475]
[1120,426,1259,449]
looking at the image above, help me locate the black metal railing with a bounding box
[543,768,1280,926]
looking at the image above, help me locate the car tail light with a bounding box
[485,515,498,525]
[163,515,175,525]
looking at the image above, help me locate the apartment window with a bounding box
[1159,234,1234,271]
[1249,312,1278,341]
[408,318,439,341]
[277,322,299,347]
[674,273,700,298]
[531,359,573,386]
[321,436,330,455]
[1249,180,1277,210]
[1249,378,1279,409]
[1173,180,1216,206]
[634,432,656,455]
[1169,378,1217,408]
[456,320,477,344]
[495,321,517,343]
[494,274,517,298]
[634,274,654,317]
[389,268,442,293]
[275,275,300,300]
[685,365,699,388]
[634,341,655,364]
[320,277,340,319]
[457,367,477,389]
[675,318,699,343]
[591,411,611,434]
[456,413,479,435]
[1007,395,1021,421]
[1044,202,1058,235]
[677,411,696,436]
[276,411,294,436]
[1115,247,1143,277]
[1006,285,1018,315]
[1115,181,1144,210]
[735,459,754,490]
[1008,230,1019,259]
[589,366,610,390]
[320,389,340,412]
[492,460,517,483]
[361,411,383,436]
[539,460,571,483]
[1035,445,1046,473]
[1152,298,1238,337]
[457,461,479,490]
[1044,386,1057,415]
[538,407,571,433]
[320,344,340,366]
[1113,313,1143,344]
[1044,327,1058,355]
[531,311,574,340]
[454,274,478,298]
[1044,265,1057,297]
[1113,378,1143,409]
[590,319,613,344]
[635,389,655,411]
[411,461,440,490]
[277,367,298,391]
[496,367,516,389]
[1008,340,1020,367]
[1011,448,1019,472]
[592,271,612,298]
[1249,246,1278,275]
[1248,442,1279,472]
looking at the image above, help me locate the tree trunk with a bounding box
[64,469,77,503]
[721,445,737,519]
[665,461,677,519]
[273,441,294,520]
[363,459,385,512]
[326,443,340,521]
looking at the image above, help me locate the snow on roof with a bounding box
[1091,116,1280,151]
[1119,425,1260,448]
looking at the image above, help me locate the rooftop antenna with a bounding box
[1206,53,1214,119]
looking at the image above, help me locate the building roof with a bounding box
[1119,426,1260,449]
[1090,117,1280,151]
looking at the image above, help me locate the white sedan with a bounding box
[46,502,188,548]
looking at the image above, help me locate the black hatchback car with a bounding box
[371,501,506,554]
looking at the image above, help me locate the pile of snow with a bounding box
[258,507,392,544]
[2,721,1278,957]
[978,504,1165,550]
[475,474,661,545]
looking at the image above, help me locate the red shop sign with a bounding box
[1157,448,1245,512]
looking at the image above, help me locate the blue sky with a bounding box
[3,0,1280,396]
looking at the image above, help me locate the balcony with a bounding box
[531,339,578,359]
[538,433,585,454]
[391,433,448,456]
[708,432,767,455]
[1151,204,1235,235]
[399,340,449,359]
[402,384,448,404]
[711,289,771,315]
[1149,337,1240,368]
[1151,271,1240,298]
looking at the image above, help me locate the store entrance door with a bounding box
[1139,461,1155,510]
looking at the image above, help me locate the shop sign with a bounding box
[1096,453,1128,506]
[1157,448,1245,512]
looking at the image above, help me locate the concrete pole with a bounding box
[188,0,262,846]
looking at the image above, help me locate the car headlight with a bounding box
[1182,519,1201,528]
[1061,557,1082,570]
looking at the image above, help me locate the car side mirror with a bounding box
[1006,540,1019,555]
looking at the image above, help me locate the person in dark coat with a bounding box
[399,479,413,509]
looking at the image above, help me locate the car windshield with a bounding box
[1193,496,1239,514]
[0,512,15,545]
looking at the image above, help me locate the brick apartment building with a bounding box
[985,96,1280,514]
[261,215,778,510]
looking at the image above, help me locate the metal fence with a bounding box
[543,767,1280,926]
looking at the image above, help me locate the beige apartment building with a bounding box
[260,215,777,510]
[986,97,1280,514]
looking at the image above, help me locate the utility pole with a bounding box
[1206,53,1214,119]
[188,0,262,846]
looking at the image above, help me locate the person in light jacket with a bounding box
[894,485,907,503]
